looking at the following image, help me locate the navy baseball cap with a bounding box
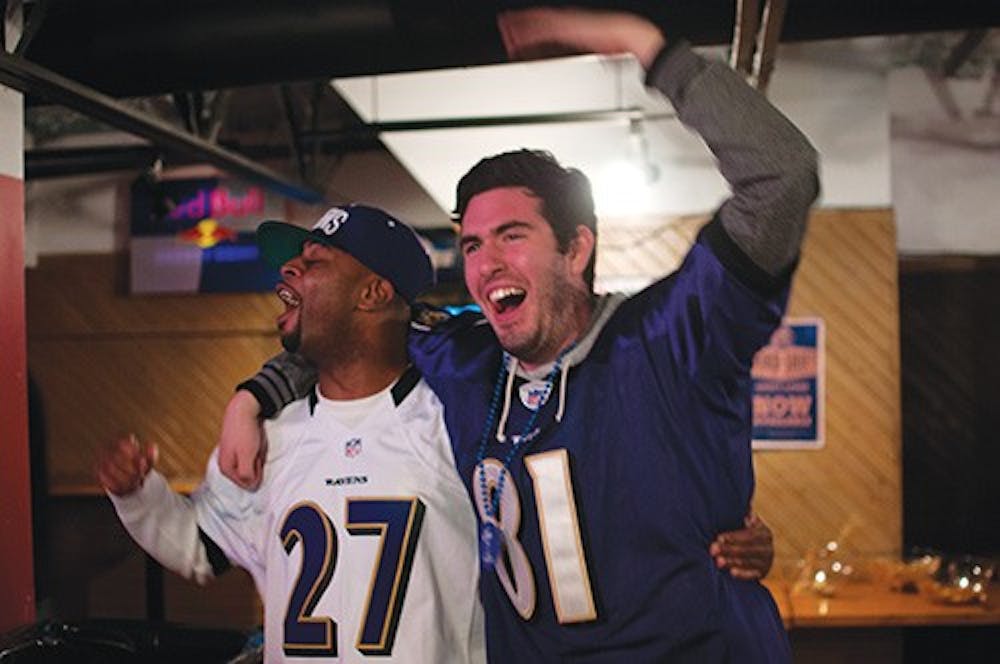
[256,204,435,303]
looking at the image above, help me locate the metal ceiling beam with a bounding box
[279,84,310,186]
[728,0,789,93]
[25,145,162,179]
[299,108,673,144]
[730,0,760,76]
[942,29,989,77]
[23,138,390,180]
[0,51,325,203]
[23,107,677,179]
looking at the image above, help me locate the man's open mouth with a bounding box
[276,283,301,329]
[488,287,526,314]
[277,283,301,309]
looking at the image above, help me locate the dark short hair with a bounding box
[454,149,598,291]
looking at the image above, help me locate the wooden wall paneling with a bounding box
[27,254,280,337]
[27,253,283,493]
[30,335,282,492]
[27,252,278,624]
[766,209,901,561]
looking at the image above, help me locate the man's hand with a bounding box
[497,7,665,70]
[96,434,158,496]
[217,389,266,490]
[710,513,775,580]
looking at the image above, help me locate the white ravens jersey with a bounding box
[196,369,484,663]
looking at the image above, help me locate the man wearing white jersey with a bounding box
[97,205,484,663]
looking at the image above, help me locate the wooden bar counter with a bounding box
[762,574,999,662]
[764,577,1000,628]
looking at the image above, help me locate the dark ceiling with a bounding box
[11,0,997,190]
[21,0,1000,98]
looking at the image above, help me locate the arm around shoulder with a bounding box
[237,351,317,418]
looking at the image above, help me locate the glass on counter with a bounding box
[870,549,996,605]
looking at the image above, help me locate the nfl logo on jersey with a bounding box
[344,437,362,458]
[519,380,551,411]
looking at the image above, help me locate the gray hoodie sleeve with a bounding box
[237,351,317,418]
[645,41,820,277]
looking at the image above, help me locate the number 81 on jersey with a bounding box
[474,449,597,624]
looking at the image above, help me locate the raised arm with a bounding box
[97,435,218,584]
[499,7,819,277]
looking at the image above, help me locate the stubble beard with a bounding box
[280,327,301,353]
[497,270,584,367]
[289,307,356,370]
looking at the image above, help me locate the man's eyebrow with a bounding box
[494,220,532,234]
[460,220,532,242]
[301,240,333,258]
[460,220,535,247]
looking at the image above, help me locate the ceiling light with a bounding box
[593,118,659,217]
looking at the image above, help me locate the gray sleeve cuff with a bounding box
[644,40,707,107]
[238,351,317,418]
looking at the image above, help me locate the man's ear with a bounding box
[357,276,396,311]
[568,225,596,277]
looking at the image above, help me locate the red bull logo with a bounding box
[177,219,239,249]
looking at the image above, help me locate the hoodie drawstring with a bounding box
[495,355,517,443]
[555,361,570,422]
[498,349,574,440]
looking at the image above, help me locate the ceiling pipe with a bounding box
[25,145,163,179]
[24,108,678,179]
[25,141,385,180]
[0,51,325,203]
[299,108,672,137]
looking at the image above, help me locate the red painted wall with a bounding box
[0,174,34,632]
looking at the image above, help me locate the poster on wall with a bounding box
[130,176,284,293]
[751,317,825,450]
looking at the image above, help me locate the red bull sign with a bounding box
[130,176,282,293]
[167,185,265,223]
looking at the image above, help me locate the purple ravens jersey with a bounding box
[410,218,792,662]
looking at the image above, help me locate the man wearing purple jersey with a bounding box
[225,6,816,661]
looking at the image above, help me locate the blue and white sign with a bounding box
[751,318,825,450]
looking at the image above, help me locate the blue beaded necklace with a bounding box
[475,342,575,568]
